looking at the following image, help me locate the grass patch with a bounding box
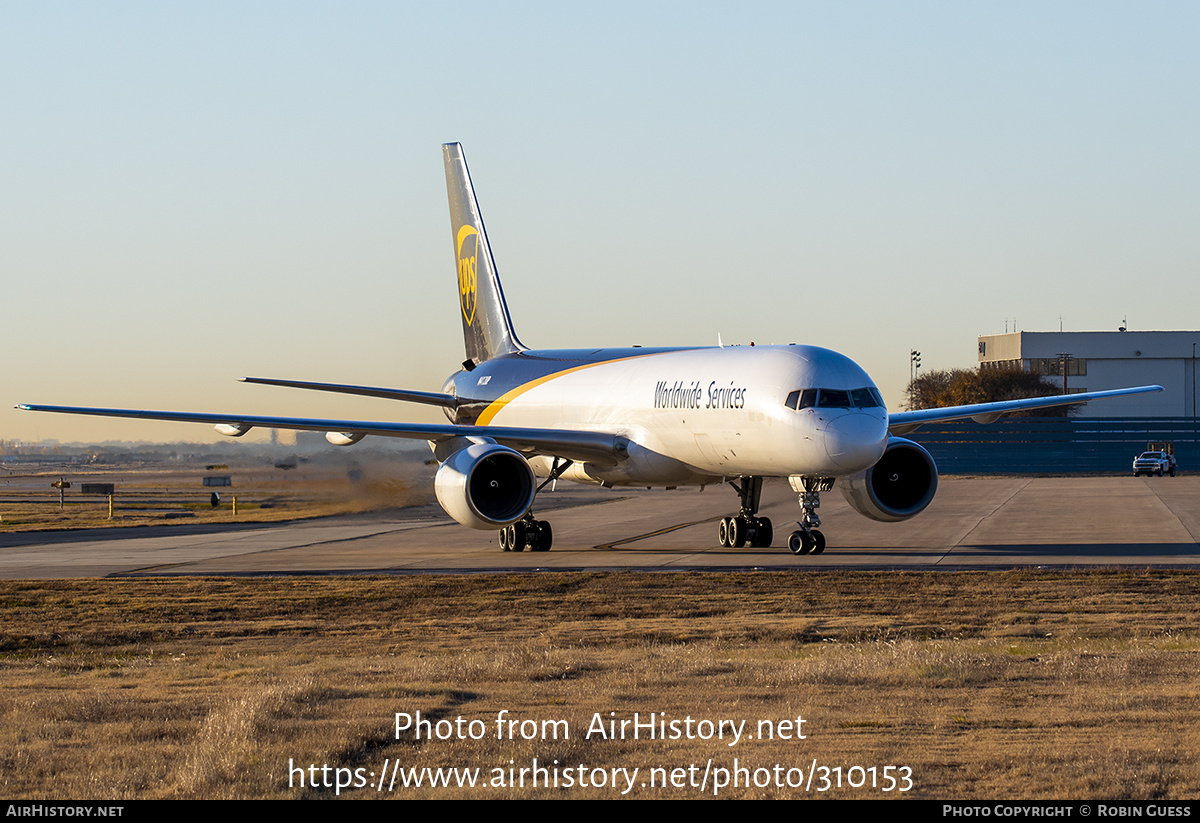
[0,570,1198,798]
[0,464,434,532]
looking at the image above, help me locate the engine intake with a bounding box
[434,443,536,530]
[840,437,938,522]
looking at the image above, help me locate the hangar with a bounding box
[905,330,1199,473]
[976,330,1199,418]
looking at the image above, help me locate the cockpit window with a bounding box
[851,387,884,408]
[786,386,883,410]
[817,389,850,408]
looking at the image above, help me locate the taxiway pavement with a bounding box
[1,476,1198,577]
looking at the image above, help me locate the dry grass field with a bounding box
[0,460,434,531]
[1,570,1198,799]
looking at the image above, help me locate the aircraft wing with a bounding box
[887,385,1164,435]
[14,404,627,466]
[239,377,457,408]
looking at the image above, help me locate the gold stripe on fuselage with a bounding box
[474,352,664,426]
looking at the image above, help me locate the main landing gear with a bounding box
[787,476,834,555]
[498,458,571,553]
[500,516,553,552]
[719,476,774,548]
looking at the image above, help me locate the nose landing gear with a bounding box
[787,476,834,556]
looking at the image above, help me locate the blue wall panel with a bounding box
[905,417,1199,474]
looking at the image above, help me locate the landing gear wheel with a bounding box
[810,529,826,555]
[530,520,553,552]
[718,517,747,548]
[509,521,527,552]
[789,530,814,555]
[499,526,511,552]
[746,517,773,548]
[729,516,746,548]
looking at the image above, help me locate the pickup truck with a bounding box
[1133,451,1177,477]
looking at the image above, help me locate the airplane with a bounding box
[18,143,1164,555]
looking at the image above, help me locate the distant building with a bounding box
[977,331,1200,418]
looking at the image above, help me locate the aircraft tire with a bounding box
[531,520,553,552]
[789,530,813,555]
[718,517,731,548]
[730,516,747,548]
[749,517,773,548]
[811,529,826,555]
[510,521,527,552]
[499,527,511,552]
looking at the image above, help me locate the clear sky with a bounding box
[4,1,1198,443]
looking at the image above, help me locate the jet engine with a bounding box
[840,437,938,523]
[434,443,536,530]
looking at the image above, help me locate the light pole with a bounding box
[1056,352,1072,395]
[910,349,921,408]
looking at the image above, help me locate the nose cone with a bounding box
[824,412,888,472]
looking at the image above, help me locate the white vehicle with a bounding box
[1133,451,1176,477]
[17,144,1165,556]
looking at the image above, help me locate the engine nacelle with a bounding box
[434,443,536,530]
[840,437,938,523]
[214,423,252,437]
[326,431,366,446]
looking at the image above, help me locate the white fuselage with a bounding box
[469,344,889,487]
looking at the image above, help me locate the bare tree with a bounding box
[905,367,1071,416]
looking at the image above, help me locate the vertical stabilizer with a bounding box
[443,143,525,364]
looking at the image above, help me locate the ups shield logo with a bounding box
[456,225,479,326]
